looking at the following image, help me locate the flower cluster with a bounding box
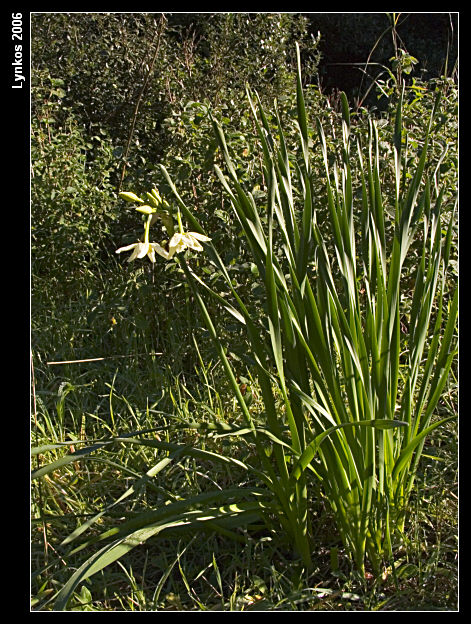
[115,189,210,264]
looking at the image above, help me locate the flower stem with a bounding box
[144,214,152,243]
[176,209,184,235]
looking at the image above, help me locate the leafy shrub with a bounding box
[31,71,119,300]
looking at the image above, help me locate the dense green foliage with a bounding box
[31,12,321,365]
[31,13,457,612]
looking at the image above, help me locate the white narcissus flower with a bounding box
[116,211,210,264]
[167,231,211,258]
[115,241,169,263]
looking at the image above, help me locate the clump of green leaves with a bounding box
[192,50,457,576]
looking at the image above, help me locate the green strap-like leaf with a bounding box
[53,498,273,611]
[391,415,456,483]
[290,419,408,486]
[31,442,111,480]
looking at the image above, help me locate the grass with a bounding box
[30,272,457,611]
[31,353,457,610]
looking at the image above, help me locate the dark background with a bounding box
[306,13,457,101]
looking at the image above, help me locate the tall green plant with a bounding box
[158,43,457,574]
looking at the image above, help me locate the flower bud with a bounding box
[119,191,144,203]
[145,192,159,207]
[151,188,162,204]
[135,205,155,215]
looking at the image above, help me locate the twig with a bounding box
[118,14,166,192]
[47,353,163,365]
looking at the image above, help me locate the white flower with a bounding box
[116,231,210,263]
[167,231,211,258]
[116,241,168,263]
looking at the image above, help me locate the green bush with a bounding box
[31,71,119,300]
[30,13,320,194]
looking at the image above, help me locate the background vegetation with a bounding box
[31,12,458,611]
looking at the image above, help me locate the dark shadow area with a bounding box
[304,13,458,105]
